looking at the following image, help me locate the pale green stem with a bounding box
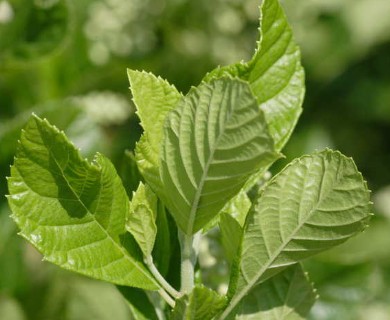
[145,255,181,299]
[158,288,175,308]
[179,230,201,294]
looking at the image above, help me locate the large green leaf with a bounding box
[65,278,134,320]
[128,69,182,194]
[220,150,371,318]
[204,0,304,152]
[161,78,279,235]
[236,264,317,320]
[7,115,159,290]
[170,285,227,320]
[126,182,158,257]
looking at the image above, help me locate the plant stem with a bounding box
[145,255,181,298]
[179,230,201,294]
[158,288,175,308]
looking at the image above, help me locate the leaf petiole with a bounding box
[158,288,175,308]
[179,231,201,294]
[145,255,181,299]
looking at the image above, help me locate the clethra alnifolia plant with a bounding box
[7,0,372,319]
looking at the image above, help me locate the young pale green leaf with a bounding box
[221,150,371,319]
[203,189,250,232]
[135,135,164,195]
[220,189,251,227]
[235,264,317,320]
[171,285,227,320]
[219,213,243,265]
[7,115,159,290]
[204,0,304,152]
[161,78,279,235]
[128,69,182,194]
[219,190,251,264]
[126,182,158,257]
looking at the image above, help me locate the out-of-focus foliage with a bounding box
[0,0,389,319]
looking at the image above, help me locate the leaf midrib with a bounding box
[185,86,231,235]
[223,160,360,319]
[20,132,158,287]
[51,154,156,284]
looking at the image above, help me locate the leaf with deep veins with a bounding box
[235,264,317,320]
[7,115,159,290]
[248,0,304,150]
[161,78,279,235]
[204,0,304,152]
[128,69,182,194]
[171,285,227,320]
[220,150,371,319]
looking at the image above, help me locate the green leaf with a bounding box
[117,286,159,320]
[204,0,304,151]
[203,189,251,232]
[135,135,164,195]
[65,278,134,320]
[248,0,304,150]
[236,264,317,320]
[170,285,227,320]
[220,189,251,227]
[218,190,251,264]
[126,182,158,257]
[161,78,279,235]
[152,201,172,276]
[128,69,182,194]
[120,150,143,198]
[219,213,243,265]
[7,115,159,290]
[222,150,371,318]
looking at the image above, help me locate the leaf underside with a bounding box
[7,115,158,290]
[171,285,227,320]
[204,0,304,152]
[161,78,279,235]
[236,264,317,320]
[224,149,371,318]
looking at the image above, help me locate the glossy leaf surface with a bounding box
[7,115,159,290]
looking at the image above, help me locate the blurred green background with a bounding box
[1,0,390,319]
